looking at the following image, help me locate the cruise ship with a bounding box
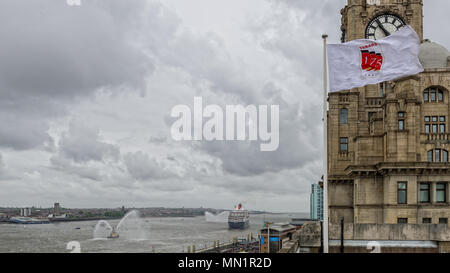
[228,204,249,229]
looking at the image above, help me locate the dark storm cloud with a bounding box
[0,0,153,150]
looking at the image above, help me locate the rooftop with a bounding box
[419,40,450,69]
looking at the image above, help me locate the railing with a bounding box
[421,133,450,142]
[338,152,353,160]
[339,94,349,103]
[186,234,259,253]
[366,97,385,107]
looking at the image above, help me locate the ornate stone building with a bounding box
[328,0,450,225]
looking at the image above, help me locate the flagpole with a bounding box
[322,33,329,254]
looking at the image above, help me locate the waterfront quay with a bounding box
[191,235,260,253]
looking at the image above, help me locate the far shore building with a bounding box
[310,183,324,221]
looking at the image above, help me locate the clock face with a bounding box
[365,14,405,40]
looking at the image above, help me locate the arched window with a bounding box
[340,109,348,124]
[428,149,449,162]
[424,87,446,103]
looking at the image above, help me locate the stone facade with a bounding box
[328,0,450,225]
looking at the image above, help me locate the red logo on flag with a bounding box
[360,43,383,72]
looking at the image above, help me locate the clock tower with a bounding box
[340,0,423,42]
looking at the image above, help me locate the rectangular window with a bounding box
[428,150,433,163]
[432,116,438,122]
[433,124,438,134]
[398,112,405,131]
[443,150,448,163]
[423,218,432,224]
[425,116,431,123]
[398,182,407,204]
[398,120,404,131]
[440,124,446,133]
[436,149,441,163]
[368,112,375,121]
[419,183,430,203]
[424,91,429,102]
[425,124,430,134]
[439,218,448,224]
[340,109,348,124]
[437,183,446,203]
[398,218,408,224]
[340,138,348,152]
[431,90,436,102]
[440,116,446,122]
[438,91,444,102]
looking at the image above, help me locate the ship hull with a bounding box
[228,220,249,230]
[9,218,50,224]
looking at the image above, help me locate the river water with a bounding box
[0,213,306,253]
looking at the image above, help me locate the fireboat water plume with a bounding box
[93,210,148,240]
[205,211,230,223]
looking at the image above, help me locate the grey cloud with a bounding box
[48,121,121,181]
[249,0,345,88]
[124,151,179,181]
[50,156,102,181]
[197,82,322,176]
[0,153,5,173]
[133,3,259,104]
[0,113,51,150]
[0,0,151,96]
[149,133,168,144]
[0,153,15,180]
[57,122,120,164]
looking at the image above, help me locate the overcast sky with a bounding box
[0,0,448,212]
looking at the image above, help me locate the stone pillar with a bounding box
[431,182,437,204]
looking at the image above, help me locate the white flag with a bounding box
[327,25,423,92]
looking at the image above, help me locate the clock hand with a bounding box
[376,19,391,37]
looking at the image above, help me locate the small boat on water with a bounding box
[108,229,119,239]
[9,217,50,224]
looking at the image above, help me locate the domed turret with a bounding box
[419,39,450,69]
